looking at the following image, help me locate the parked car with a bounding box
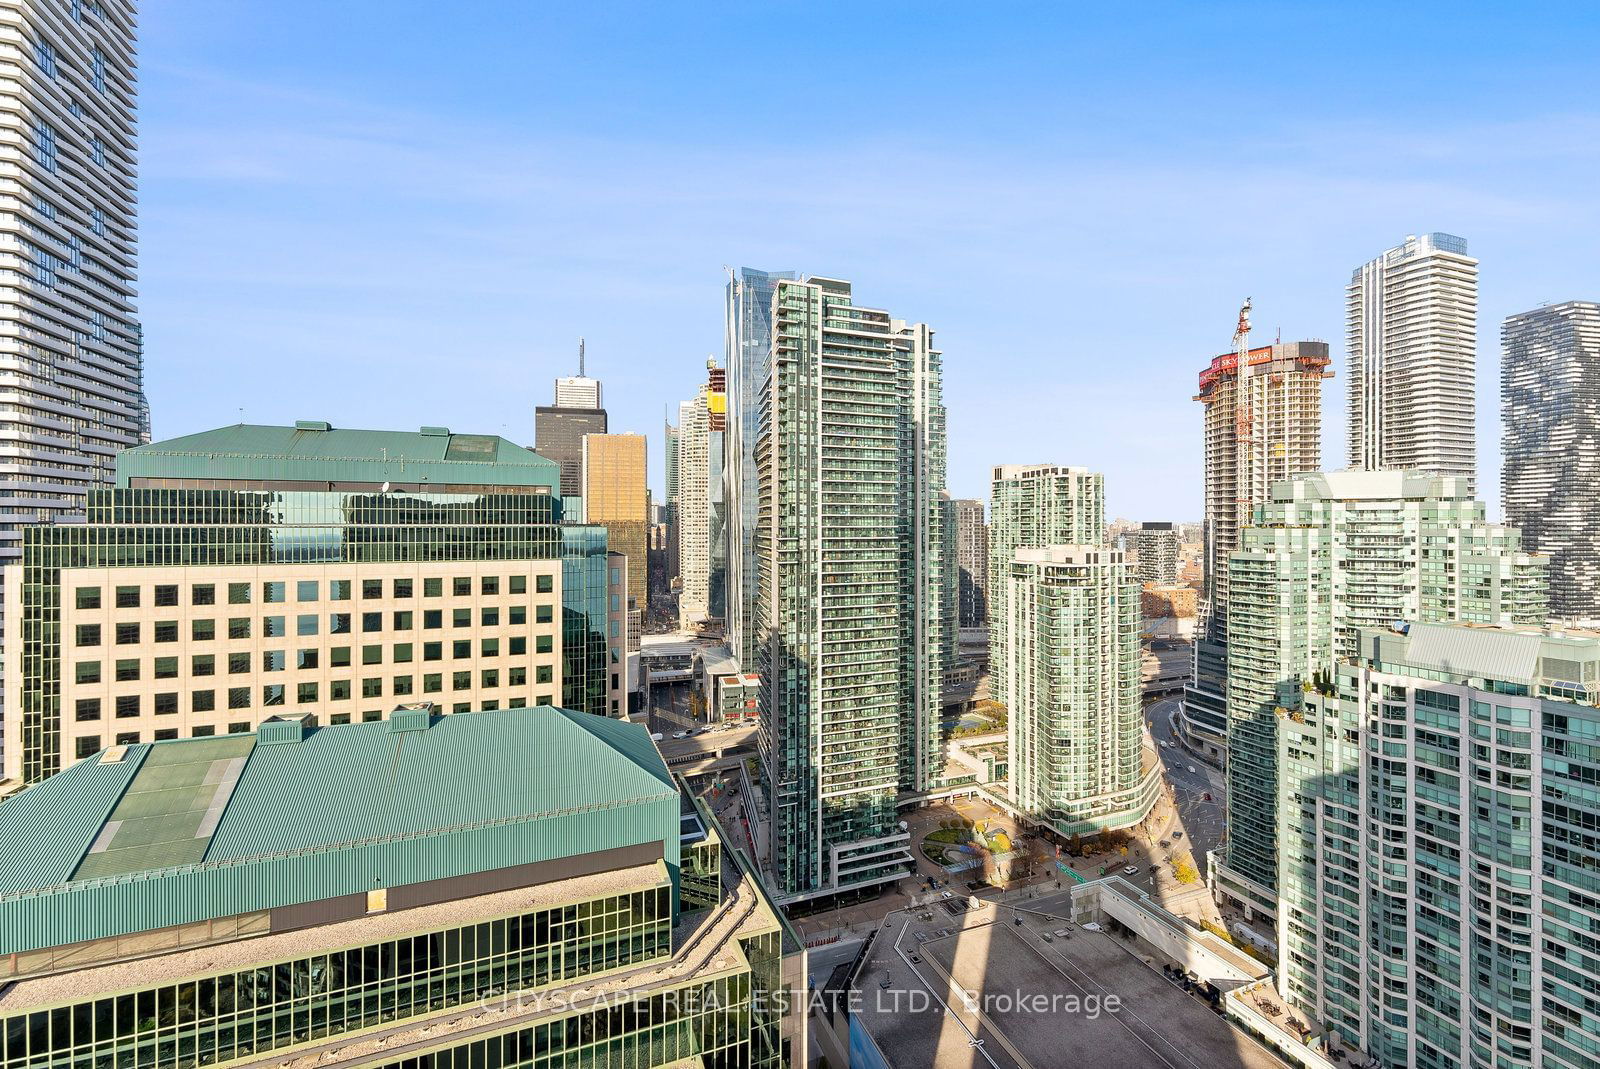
[1172,830,1183,839]
[672,730,690,739]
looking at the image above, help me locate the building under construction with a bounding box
[1181,303,1331,755]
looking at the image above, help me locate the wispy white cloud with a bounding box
[138,63,1600,515]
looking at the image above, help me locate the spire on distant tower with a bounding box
[578,338,586,377]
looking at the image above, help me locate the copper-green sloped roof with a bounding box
[72,736,255,880]
[202,707,676,863]
[117,422,558,489]
[0,747,148,895]
[0,709,682,955]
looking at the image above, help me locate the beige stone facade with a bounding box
[4,559,563,778]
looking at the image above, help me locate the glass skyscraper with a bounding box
[987,465,1104,711]
[1003,546,1156,836]
[1347,233,1479,487]
[725,267,797,668]
[751,276,946,901]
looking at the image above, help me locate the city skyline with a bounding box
[134,3,1600,517]
[11,5,1600,1067]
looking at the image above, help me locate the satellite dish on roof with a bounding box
[381,481,391,493]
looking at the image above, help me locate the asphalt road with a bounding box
[1145,696,1226,873]
[646,680,696,735]
[657,724,758,759]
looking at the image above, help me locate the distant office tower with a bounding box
[0,711,808,1069]
[1184,318,1330,759]
[664,419,680,506]
[753,276,946,900]
[706,363,729,622]
[988,465,1105,710]
[1279,622,1595,1069]
[1215,471,1545,921]
[583,433,648,616]
[1502,300,1600,620]
[1347,233,1479,485]
[1004,546,1156,836]
[1134,522,1179,586]
[663,417,680,580]
[725,267,798,668]
[0,0,147,722]
[676,361,725,630]
[535,343,607,501]
[953,498,989,627]
[554,337,603,408]
[3,422,619,784]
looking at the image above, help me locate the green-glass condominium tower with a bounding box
[753,276,946,901]
[1278,622,1600,1069]
[1004,546,1156,836]
[1217,470,1547,918]
[987,465,1105,710]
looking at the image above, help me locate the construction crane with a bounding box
[1232,297,1253,444]
[1233,298,1254,527]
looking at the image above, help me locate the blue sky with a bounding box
[138,2,1600,519]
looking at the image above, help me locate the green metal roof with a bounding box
[0,708,680,955]
[72,736,255,881]
[117,423,558,489]
[203,707,674,863]
[0,748,144,896]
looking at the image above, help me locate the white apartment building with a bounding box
[0,0,145,705]
[1347,233,1479,486]
[676,393,710,629]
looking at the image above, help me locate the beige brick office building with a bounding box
[6,561,564,778]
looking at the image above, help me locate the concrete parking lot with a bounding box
[853,900,1284,1069]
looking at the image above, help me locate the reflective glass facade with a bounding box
[379,930,786,1069]
[754,277,944,899]
[724,267,797,668]
[0,886,672,1069]
[987,466,1104,711]
[1004,547,1154,835]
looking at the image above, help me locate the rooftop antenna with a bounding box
[578,337,586,377]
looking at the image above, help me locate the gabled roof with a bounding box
[117,423,558,489]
